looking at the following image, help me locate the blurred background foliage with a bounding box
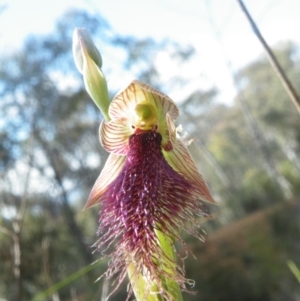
[0,8,300,301]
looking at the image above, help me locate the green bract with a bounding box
[72,28,102,72]
[72,28,110,121]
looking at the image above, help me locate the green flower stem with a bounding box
[127,230,183,301]
[127,262,162,301]
[155,229,184,301]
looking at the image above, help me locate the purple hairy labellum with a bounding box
[84,80,216,299]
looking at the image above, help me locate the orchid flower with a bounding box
[73,28,216,301]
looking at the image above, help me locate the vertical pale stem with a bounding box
[155,230,183,301]
[127,230,184,301]
[127,262,161,301]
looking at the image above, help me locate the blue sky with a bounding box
[1,0,300,103]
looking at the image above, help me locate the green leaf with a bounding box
[287,260,300,283]
[30,260,102,301]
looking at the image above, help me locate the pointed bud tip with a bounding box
[72,28,110,120]
[72,27,102,74]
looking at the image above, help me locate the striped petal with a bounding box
[100,118,132,155]
[109,81,179,151]
[133,81,179,120]
[163,139,216,204]
[161,113,176,151]
[83,153,126,209]
[109,80,179,121]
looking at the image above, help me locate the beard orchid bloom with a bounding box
[85,80,216,299]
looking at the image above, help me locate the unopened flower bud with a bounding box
[72,28,102,73]
[72,28,110,121]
